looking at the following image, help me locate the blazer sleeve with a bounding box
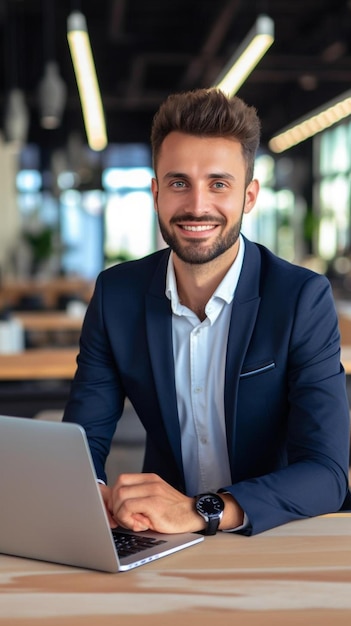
[63,272,125,482]
[226,274,350,535]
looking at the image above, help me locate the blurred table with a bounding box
[0,347,78,380]
[341,346,351,375]
[0,348,78,417]
[0,277,93,310]
[14,311,84,333]
[1,514,351,625]
[336,309,351,374]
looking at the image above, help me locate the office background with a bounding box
[0,1,351,472]
[0,0,351,285]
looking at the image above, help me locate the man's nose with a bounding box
[189,186,209,214]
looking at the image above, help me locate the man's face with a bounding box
[152,132,259,266]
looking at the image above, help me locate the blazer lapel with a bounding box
[224,239,261,471]
[145,250,185,483]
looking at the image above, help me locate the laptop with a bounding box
[0,415,203,572]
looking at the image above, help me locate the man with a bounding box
[63,88,350,536]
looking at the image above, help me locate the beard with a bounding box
[157,206,245,265]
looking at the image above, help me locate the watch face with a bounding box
[197,494,224,517]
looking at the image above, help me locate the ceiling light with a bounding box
[38,61,67,129]
[322,41,347,63]
[269,90,351,153]
[214,15,274,97]
[298,74,318,91]
[67,11,107,151]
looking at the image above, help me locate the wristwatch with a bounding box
[195,492,225,535]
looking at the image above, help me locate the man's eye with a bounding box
[213,182,226,189]
[172,181,186,188]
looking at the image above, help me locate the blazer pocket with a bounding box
[240,360,275,379]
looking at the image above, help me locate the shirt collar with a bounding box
[165,235,245,314]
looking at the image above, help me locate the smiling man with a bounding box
[63,88,351,536]
[152,131,258,321]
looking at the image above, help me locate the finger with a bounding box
[106,508,118,528]
[112,508,151,532]
[129,513,151,532]
[98,484,118,528]
[114,472,161,488]
[112,495,155,528]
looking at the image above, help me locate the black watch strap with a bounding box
[206,514,221,535]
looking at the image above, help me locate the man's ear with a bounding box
[244,179,260,215]
[151,177,159,211]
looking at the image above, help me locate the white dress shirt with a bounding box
[166,236,245,497]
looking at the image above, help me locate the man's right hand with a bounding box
[98,483,118,528]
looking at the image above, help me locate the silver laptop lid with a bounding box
[0,415,120,572]
[0,415,203,572]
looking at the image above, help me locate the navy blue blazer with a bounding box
[63,237,351,534]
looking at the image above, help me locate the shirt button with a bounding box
[194,386,203,393]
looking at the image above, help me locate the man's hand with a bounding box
[109,473,201,533]
[99,473,244,534]
[98,483,117,528]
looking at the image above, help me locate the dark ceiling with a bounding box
[1,0,351,156]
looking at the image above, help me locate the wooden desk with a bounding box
[1,515,351,625]
[0,348,78,380]
[14,311,84,333]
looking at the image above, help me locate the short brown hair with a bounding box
[150,88,261,184]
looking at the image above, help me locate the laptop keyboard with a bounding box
[112,530,166,558]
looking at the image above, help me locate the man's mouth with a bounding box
[180,224,216,232]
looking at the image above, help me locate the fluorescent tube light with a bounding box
[67,11,107,151]
[269,90,351,153]
[215,15,274,97]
